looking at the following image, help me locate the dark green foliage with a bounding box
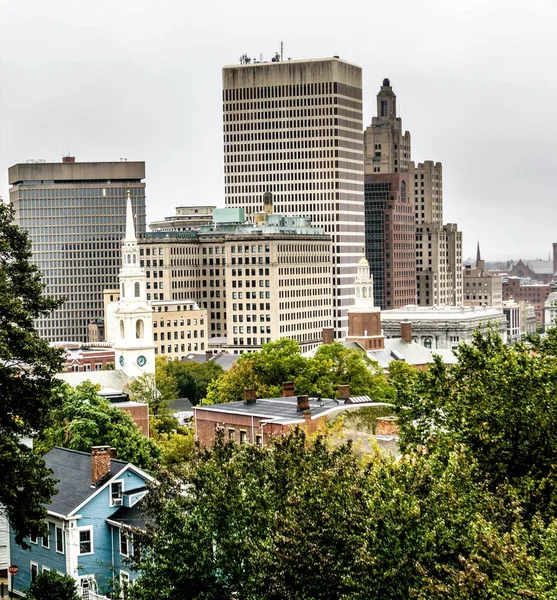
[162,359,224,405]
[205,338,394,404]
[35,381,161,471]
[26,570,80,600]
[0,202,65,546]
[130,429,557,599]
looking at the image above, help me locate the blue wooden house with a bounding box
[9,446,152,598]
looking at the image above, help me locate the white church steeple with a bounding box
[111,190,155,377]
[355,256,375,309]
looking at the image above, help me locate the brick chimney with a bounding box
[282,381,295,397]
[322,328,334,344]
[205,350,213,362]
[400,321,412,344]
[297,395,310,412]
[91,446,111,485]
[337,385,350,402]
[62,155,75,163]
[243,388,257,405]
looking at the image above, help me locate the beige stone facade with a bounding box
[463,250,503,309]
[105,292,208,361]
[222,57,364,339]
[138,210,333,353]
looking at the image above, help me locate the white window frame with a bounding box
[42,566,51,573]
[55,525,64,554]
[119,529,129,557]
[110,480,124,506]
[30,561,39,582]
[30,534,38,545]
[120,571,130,598]
[42,523,51,549]
[78,526,94,555]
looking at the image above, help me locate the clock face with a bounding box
[119,355,125,367]
[137,355,147,367]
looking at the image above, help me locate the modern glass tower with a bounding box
[9,157,146,342]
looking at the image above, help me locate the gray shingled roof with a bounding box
[44,447,128,517]
[108,500,150,531]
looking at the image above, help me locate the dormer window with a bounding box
[111,481,123,506]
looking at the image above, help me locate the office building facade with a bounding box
[364,80,463,307]
[9,158,146,342]
[138,208,333,353]
[364,173,416,309]
[222,57,364,338]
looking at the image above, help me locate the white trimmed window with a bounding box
[119,530,129,556]
[56,526,64,554]
[78,528,93,555]
[30,562,38,581]
[111,481,123,506]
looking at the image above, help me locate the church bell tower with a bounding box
[112,191,155,377]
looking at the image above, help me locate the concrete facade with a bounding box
[138,209,333,353]
[223,57,364,339]
[149,205,215,232]
[9,158,146,342]
[463,245,503,308]
[380,304,507,350]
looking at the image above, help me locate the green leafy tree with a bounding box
[26,570,80,600]
[36,381,161,471]
[125,356,178,416]
[0,201,65,546]
[205,339,393,404]
[162,359,223,405]
[129,430,555,600]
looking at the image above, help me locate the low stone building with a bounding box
[380,304,507,350]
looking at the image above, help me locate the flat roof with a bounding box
[197,395,346,424]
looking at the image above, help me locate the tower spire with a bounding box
[476,241,481,267]
[124,188,136,242]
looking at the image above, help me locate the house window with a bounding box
[255,435,263,447]
[42,526,50,549]
[56,526,64,554]
[30,562,38,581]
[239,431,248,444]
[120,530,129,556]
[79,528,93,554]
[228,429,235,441]
[120,572,130,598]
[111,481,123,506]
[30,534,38,544]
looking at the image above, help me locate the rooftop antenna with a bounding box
[281,41,284,61]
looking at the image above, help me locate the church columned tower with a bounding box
[112,191,155,377]
[347,257,385,350]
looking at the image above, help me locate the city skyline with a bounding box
[1,0,556,261]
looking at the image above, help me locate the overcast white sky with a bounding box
[1,0,556,261]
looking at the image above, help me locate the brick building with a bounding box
[503,277,550,326]
[194,383,360,448]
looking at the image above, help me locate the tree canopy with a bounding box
[0,201,65,546]
[128,330,557,598]
[204,338,393,404]
[35,381,161,471]
[26,570,80,600]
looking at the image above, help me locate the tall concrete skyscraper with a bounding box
[222,57,365,338]
[364,79,463,307]
[9,158,146,342]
